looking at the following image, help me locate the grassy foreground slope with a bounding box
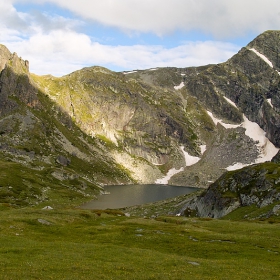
[0,207,279,279]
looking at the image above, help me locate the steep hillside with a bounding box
[29,31,279,188]
[0,30,280,208]
[0,45,133,207]
[125,30,280,186]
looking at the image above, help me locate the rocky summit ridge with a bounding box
[0,30,280,212]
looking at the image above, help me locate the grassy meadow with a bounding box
[0,205,279,279]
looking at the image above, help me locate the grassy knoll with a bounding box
[0,206,279,279]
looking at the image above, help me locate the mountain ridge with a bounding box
[0,30,279,209]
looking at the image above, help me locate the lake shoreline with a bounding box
[80,184,200,210]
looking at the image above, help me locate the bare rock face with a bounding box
[179,162,280,218]
[0,46,135,207]
[0,31,280,208]
[56,155,71,166]
[0,45,40,117]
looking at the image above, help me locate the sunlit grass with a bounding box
[0,207,279,279]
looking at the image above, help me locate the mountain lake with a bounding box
[80,184,199,209]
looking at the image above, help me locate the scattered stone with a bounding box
[188,261,200,266]
[38,219,52,225]
[189,236,198,242]
[42,206,53,210]
[56,155,71,166]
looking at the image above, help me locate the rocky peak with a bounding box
[0,45,29,74]
[247,30,280,71]
[0,44,12,72]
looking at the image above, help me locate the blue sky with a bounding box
[1,0,280,76]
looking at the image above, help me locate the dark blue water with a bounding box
[81,184,199,209]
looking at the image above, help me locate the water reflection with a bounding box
[81,184,199,209]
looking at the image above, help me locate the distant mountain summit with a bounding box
[0,31,279,208]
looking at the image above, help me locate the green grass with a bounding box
[0,207,279,279]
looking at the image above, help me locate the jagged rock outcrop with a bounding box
[178,162,280,218]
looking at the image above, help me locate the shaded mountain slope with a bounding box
[0,45,133,207]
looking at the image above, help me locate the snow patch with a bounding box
[200,145,206,154]
[149,68,157,71]
[223,96,238,108]
[242,115,279,163]
[226,162,249,171]
[174,82,185,90]
[250,48,273,68]
[155,146,201,184]
[207,98,279,171]
[267,98,273,108]
[180,146,200,166]
[155,167,184,184]
[226,114,279,171]
[207,111,240,129]
[249,48,280,75]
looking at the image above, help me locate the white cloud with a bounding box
[11,0,280,37]
[1,1,269,76]
[4,29,239,76]
[0,2,29,32]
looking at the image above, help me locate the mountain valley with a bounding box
[0,30,279,218]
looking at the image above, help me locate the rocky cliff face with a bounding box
[177,162,280,219]
[124,31,280,186]
[30,31,280,187]
[0,30,280,208]
[0,45,134,207]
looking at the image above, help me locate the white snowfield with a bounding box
[155,167,184,185]
[250,48,273,68]
[207,111,240,129]
[250,48,280,75]
[200,145,206,154]
[267,98,273,108]
[180,146,200,166]
[223,96,238,108]
[174,82,185,90]
[207,107,279,171]
[155,146,201,184]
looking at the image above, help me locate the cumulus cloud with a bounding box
[5,29,239,76]
[0,2,29,32]
[3,1,273,76]
[11,0,280,37]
